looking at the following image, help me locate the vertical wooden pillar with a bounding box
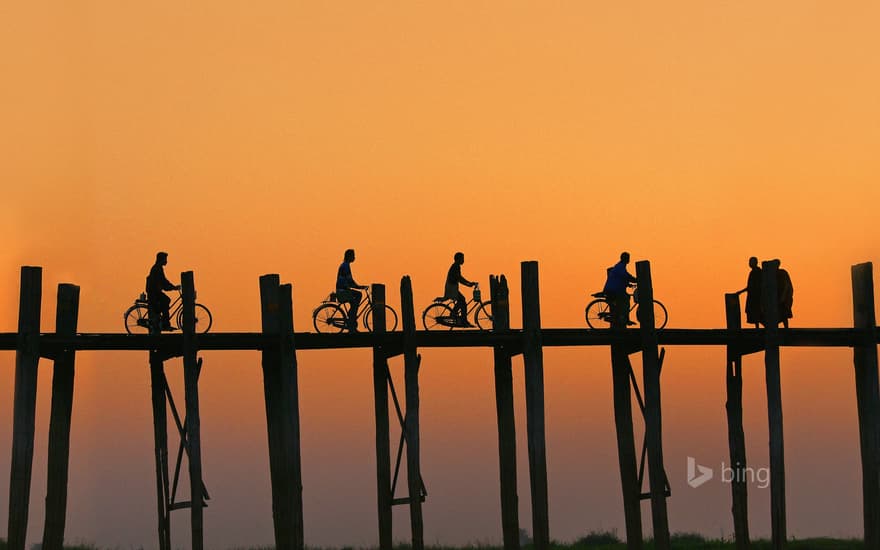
[490,275,520,550]
[761,260,786,549]
[150,347,171,550]
[610,287,642,548]
[260,274,293,549]
[852,262,880,548]
[279,283,305,548]
[724,293,750,549]
[520,261,549,549]
[41,284,81,550]
[634,261,670,550]
[181,272,204,550]
[372,283,393,550]
[400,276,425,550]
[7,266,42,550]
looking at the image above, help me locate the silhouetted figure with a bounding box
[146,251,180,332]
[741,256,763,328]
[777,261,794,328]
[336,249,368,332]
[444,252,477,327]
[603,251,637,327]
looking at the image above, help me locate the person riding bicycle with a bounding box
[336,248,368,332]
[146,251,180,332]
[445,252,477,327]
[603,251,637,327]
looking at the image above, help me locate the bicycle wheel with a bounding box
[124,305,152,334]
[363,305,399,332]
[423,303,455,331]
[176,304,213,334]
[474,301,493,330]
[585,299,612,329]
[313,303,347,333]
[652,300,668,329]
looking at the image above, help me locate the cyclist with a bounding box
[603,251,637,327]
[336,249,368,332]
[146,251,180,332]
[445,252,477,327]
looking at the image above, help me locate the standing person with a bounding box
[146,251,180,332]
[777,261,794,328]
[336,249,368,332]
[445,252,477,327]
[603,251,637,327]
[741,256,763,328]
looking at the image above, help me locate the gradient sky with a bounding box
[1,2,879,548]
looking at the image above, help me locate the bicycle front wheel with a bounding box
[423,303,455,331]
[585,299,611,329]
[313,303,347,333]
[124,305,151,334]
[176,304,213,334]
[363,305,398,332]
[474,301,493,330]
[653,300,668,329]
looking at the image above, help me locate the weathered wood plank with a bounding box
[279,283,305,549]
[724,293,750,550]
[7,266,43,550]
[41,284,81,550]
[372,284,393,550]
[401,276,425,550]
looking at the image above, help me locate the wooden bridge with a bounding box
[3,260,879,550]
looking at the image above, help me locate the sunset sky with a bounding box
[2,1,879,548]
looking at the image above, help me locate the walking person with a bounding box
[777,261,794,328]
[603,251,637,327]
[444,252,477,327]
[740,256,763,328]
[146,251,180,332]
[336,249,368,332]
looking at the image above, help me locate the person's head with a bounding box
[620,252,630,264]
[454,252,464,265]
[156,251,168,266]
[344,249,355,263]
[749,256,758,269]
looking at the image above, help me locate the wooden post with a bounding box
[372,283,393,550]
[724,293,750,549]
[490,275,520,550]
[761,260,787,549]
[852,262,880,548]
[181,272,204,550]
[41,284,81,550]
[260,274,295,549]
[520,261,550,549]
[7,266,42,550]
[400,276,425,550]
[609,281,642,548]
[279,283,305,549]
[150,345,171,550]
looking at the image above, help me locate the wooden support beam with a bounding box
[181,272,204,550]
[372,283,393,550]
[761,260,787,549]
[260,274,294,549]
[149,335,171,550]
[724,293,750,550]
[520,262,550,549]
[41,284,81,550]
[279,283,305,548]
[7,266,42,550]
[490,275,520,550]
[852,262,880,548]
[400,276,425,550]
[635,261,670,550]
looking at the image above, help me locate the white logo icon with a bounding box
[687,456,713,488]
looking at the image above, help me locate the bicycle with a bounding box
[584,285,668,329]
[312,286,399,333]
[124,290,213,334]
[422,283,493,331]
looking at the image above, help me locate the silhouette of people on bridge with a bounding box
[336,249,368,332]
[740,256,763,328]
[603,251,637,327]
[146,251,180,332]
[444,252,477,327]
[777,260,794,328]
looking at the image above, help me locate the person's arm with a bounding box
[160,268,179,291]
[458,272,475,287]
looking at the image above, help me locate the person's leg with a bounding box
[159,293,172,329]
[455,292,468,324]
[348,289,362,330]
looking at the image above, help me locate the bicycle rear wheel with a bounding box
[363,305,398,332]
[176,304,213,333]
[423,303,455,331]
[585,299,611,329]
[124,305,151,334]
[313,303,347,333]
[474,301,493,330]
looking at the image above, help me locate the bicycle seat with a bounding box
[592,292,606,298]
[432,296,449,303]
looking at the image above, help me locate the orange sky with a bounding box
[1,2,879,548]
